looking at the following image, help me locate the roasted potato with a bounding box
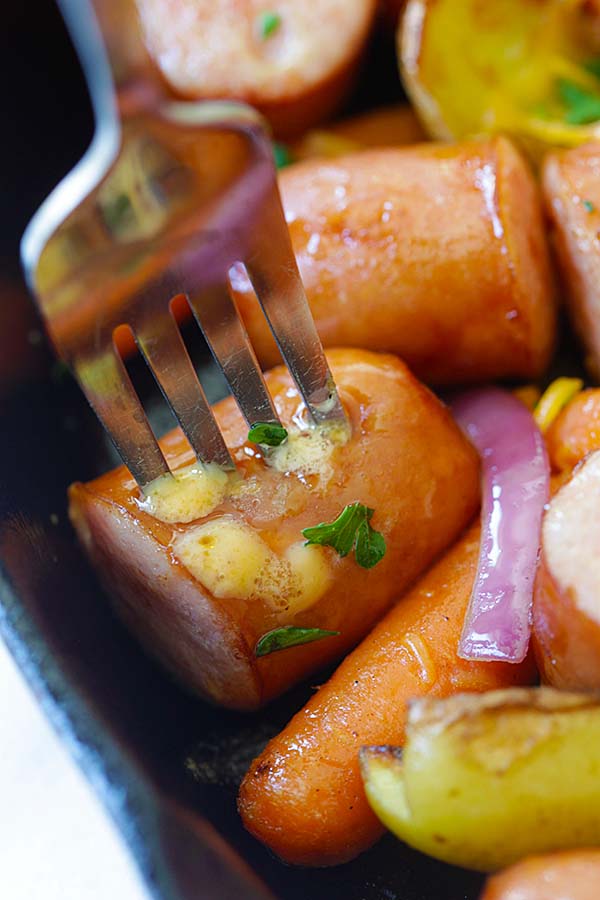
[361,688,600,871]
[400,0,600,158]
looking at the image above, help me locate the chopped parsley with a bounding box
[558,79,600,125]
[273,142,292,169]
[103,192,132,230]
[302,502,386,569]
[258,11,281,39]
[584,199,596,213]
[247,422,288,446]
[584,58,600,80]
[255,626,339,657]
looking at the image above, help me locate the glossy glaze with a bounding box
[69,349,479,709]
[233,138,556,383]
[135,0,378,137]
[239,525,536,867]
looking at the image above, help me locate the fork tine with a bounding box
[243,181,347,426]
[134,306,234,470]
[185,284,281,429]
[73,344,170,488]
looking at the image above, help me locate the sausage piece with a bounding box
[69,349,479,711]
[543,144,600,380]
[290,104,426,160]
[135,0,377,137]
[481,850,600,900]
[534,450,600,690]
[545,388,600,478]
[238,524,536,865]
[233,138,556,384]
[533,389,600,689]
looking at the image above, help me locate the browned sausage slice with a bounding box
[69,349,478,710]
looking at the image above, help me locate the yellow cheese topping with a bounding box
[268,420,350,484]
[172,516,332,613]
[140,419,351,527]
[138,462,228,524]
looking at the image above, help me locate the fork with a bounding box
[21,0,346,489]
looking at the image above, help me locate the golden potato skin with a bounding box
[233,138,556,384]
[543,145,600,380]
[69,349,479,710]
[481,850,600,900]
[135,0,377,138]
[361,688,600,872]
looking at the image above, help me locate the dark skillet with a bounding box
[0,3,534,898]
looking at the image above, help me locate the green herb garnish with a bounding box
[103,192,132,230]
[302,502,386,569]
[558,79,600,125]
[584,199,596,213]
[273,142,292,169]
[248,422,288,446]
[258,11,281,39]
[584,58,600,80]
[255,626,339,657]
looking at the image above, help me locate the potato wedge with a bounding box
[400,0,600,157]
[361,687,600,872]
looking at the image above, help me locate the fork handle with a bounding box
[58,0,165,125]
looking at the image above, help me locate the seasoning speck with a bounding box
[584,199,596,213]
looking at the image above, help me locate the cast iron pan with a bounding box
[0,4,507,898]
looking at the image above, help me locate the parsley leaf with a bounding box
[584,58,600,80]
[103,192,132,230]
[248,422,288,446]
[558,79,600,125]
[255,626,339,657]
[302,502,386,569]
[584,199,596,213]
[273,142,292,169]
[258,11,281,39]
[355,517,387,569]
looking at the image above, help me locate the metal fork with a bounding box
[21,0,345,489]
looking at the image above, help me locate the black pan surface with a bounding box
[0,4,503,898]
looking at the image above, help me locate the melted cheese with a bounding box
[172,517,331,612]
[283,540,333,613]
[139,463,228,524]
[268,420,350,484]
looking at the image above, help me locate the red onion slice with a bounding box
[452,388,550,663]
